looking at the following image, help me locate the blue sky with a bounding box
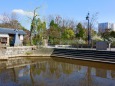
[0,0,115,30]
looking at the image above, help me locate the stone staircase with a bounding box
[51,48,115,63]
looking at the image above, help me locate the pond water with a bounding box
[0,57,115,86]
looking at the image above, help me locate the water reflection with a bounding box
[0,57,115,86]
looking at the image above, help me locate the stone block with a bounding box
[96,41,107,50]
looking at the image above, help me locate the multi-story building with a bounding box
[98,22,115,33]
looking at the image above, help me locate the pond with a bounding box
[0,57,115,86]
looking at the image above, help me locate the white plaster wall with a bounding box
[0,34,9,37]
[20,35,23,41]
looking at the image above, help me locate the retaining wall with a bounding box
[1,47,115,64]
[0,46,36,59]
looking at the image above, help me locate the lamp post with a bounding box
[86,13,91,47]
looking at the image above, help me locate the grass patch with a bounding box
[25,51,33,55]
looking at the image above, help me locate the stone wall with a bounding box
[31,48,54,56]
[0,46,54,59]
[0,46,36,59]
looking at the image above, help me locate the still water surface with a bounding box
[0,57,115,86]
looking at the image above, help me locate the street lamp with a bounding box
[86,13,91,47]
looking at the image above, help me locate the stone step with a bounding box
[53,50,115,55]
[52,52,115,57]
[51,53,115,59]
[54,49,115,54]
[51,54,115,62]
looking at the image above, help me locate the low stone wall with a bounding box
[31,48,54,56]
[0,46,37,59]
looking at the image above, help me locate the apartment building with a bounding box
[98,22,115,33]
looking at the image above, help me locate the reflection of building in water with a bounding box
[111,70,115,79]
[0,68,22,84]
[96,69,107,78]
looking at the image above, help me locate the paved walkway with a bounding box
[46,46,115,52]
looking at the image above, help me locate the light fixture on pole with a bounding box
[86,12,91,46]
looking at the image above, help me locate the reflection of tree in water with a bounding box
[30,65,35,86]
[30,64,40,76]
[76,67,101,86]
[41,61,62,79]
[12,68,17,82]
[30,60,79,78]
[1,58,115,86]
[42,61,76,78]
[28,60,76,86]
[54,63,63,79]
[29,62,50,86]
[111,70,115,79]
[49,61,58,74]
[23,61,115,86]
[96,69,107,78]
[76,65,82,72]
[77,67,115,86]
[61,63,75,75]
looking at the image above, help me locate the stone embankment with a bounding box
[51,48,115,64]
[0,46,115,64]
[0,46,36,59]
[0,46,53,60]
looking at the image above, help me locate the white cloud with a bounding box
[12,9,34,17]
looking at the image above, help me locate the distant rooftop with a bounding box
[0,28,26,35]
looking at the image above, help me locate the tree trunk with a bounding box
[109,43,111,51]
[30,27,33,45]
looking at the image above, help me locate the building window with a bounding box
[0,37,7,44]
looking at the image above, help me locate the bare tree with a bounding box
[0,12,20,29]
[0,13,10,23]
[89,12,98,47]
[10,12,19,28]
[55,15,62,27]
